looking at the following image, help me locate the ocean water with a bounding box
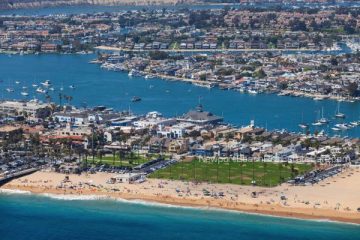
[0,192,359,240]
[1,54,360,137]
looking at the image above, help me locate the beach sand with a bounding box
[2,166,360,224]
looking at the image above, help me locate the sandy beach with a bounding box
[2,166,360,224]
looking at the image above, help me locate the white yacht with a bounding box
[41,80,51,87]
[335,124,348,130]
[248,89,258,94]
[36,87,46,94]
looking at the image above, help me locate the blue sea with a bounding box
[0,191,359,240]
[1,54,360,137]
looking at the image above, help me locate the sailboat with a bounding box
[298,112,309,129]
[335,101,345,118]
[319,107,329,124]
[6,87,14,93]
[6,80,14,92]
[312,110,322,126]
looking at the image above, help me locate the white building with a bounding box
[0,100,50,117]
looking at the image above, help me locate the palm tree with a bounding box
[112,150,116,166]
[228,160,231,183]
[240,161,243,184]
[263,162,267,186]
[58,93,63,106]
[45,94,52,103]
[68,95,73,105]
[216,157,219,182]
[252,159,255,185]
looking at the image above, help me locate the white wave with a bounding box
[40,193,111,201]
[0,188,31,195]
[311,218,360,226]
[115,198,209,210]
[115,199,360,226]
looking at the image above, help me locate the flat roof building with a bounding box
[0,100,50,117]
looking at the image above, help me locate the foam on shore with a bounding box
[0,188,32,195]
[39,193,111,201]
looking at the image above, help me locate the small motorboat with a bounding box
[41,80,51,87]
[36,87,46,94]
[131,96,141,102]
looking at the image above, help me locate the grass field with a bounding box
[83,153,163,167]
[149,159,313,187]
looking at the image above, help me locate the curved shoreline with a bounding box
[2,169,360,225]
[1,185,360,225]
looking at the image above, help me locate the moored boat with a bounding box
[131,96,141,102]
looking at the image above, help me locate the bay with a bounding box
[1,53,360,137]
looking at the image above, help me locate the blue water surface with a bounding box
[1,54,360,137]
[0,193,359,240]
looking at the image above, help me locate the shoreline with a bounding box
[1,187,359,226]
[2,168,360,225]
[95,45,320,53]
[102,65,360,103]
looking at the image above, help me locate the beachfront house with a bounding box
[109,173,145,184]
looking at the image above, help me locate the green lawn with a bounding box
[149,160,313,187]
[83,153,162,167]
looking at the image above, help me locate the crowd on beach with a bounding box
[3,165,360,223]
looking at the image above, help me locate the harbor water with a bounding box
[1,53,360,137]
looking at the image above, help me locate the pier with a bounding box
[0,168,39,186]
